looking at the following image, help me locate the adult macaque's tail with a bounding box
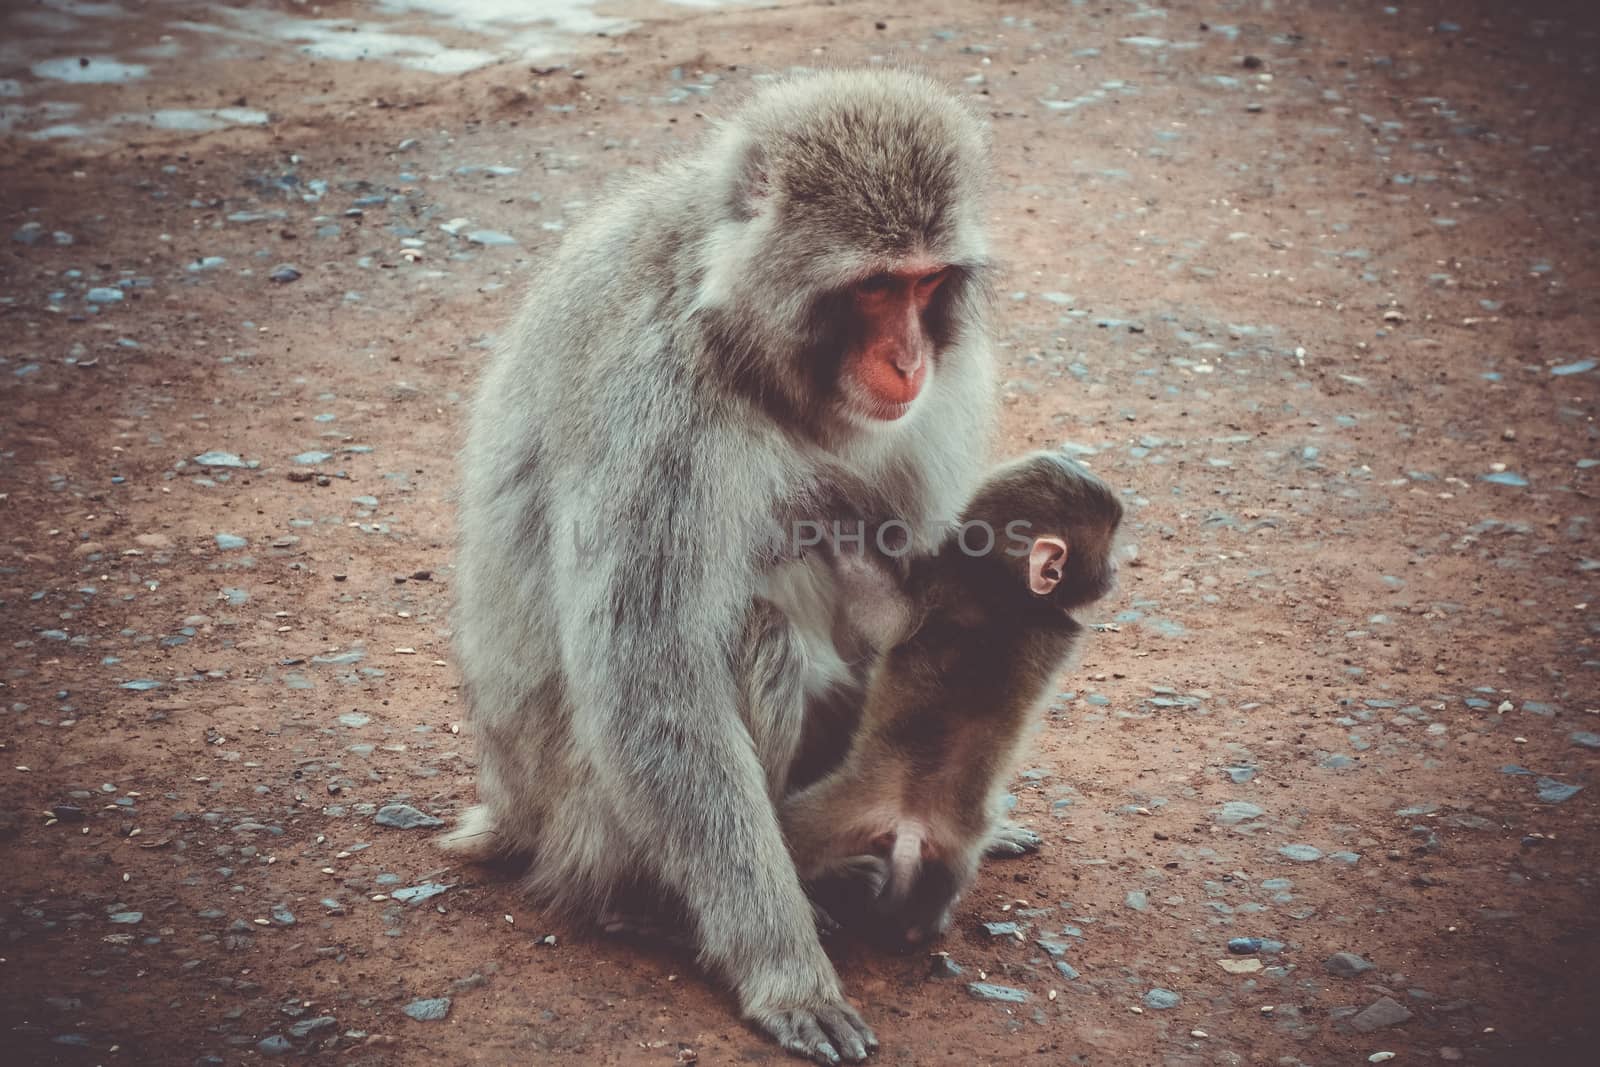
[436,803,500,859]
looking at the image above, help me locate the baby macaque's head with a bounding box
[956,450,1124,611]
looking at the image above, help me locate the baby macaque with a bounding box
[784,450,1123,945]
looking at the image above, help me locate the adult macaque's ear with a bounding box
[1028,536,1069,595]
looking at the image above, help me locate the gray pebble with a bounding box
[287,1015,335,1038]
[392,882,452,905]
[1143,988,1181,1010]
[256,1035,292,1055]
[1535,778,1582,804]
[1350,995,1413,1032]
[1325,951,1375,977]
[1278,844,1323,862]
[194,451,250,468]
[967,982,1029,1003]
[1215,801,1264,825]
[375,803,444,829]
[402,997,451,1021]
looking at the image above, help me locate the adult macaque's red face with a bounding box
[845,266,950,422]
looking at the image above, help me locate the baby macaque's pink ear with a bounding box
[1028,536,1069,595]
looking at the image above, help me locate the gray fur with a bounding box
[445,69,994,1063]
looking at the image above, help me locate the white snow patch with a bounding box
[401,49,502,75]
[31,55,148,83]
[0,99,82,132]
[25,106,269,140]
[374,0,630,32]
[44,0,129,16]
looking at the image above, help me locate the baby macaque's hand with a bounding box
[830,549,915,652]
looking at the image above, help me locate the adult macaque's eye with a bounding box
[915,268,950,295]
[856,273,894,295]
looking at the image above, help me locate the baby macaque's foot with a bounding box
[597,910,693,949]
[986,821,1043,858]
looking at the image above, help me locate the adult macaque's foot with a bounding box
[986,821,1043,857]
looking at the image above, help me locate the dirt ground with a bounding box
[3,0,1599,1064]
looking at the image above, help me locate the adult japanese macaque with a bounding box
[441,70,994,1064]
[784,452,1124,947]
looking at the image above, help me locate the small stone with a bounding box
[109,911,143,924]
[1480,471,1529,487]
[288,1015,335,1038]
[86,287,124,304]
[1125,890,1149,911]
[1143,988,1181,1010]
[1535,778,1583,804]
[465,230,517,246]
[338,712,371,728]
[1054,960,1080,980]
[402,997,451,1021]
[1570,731,1600,750]
[1350,996,1413,1033]
[983,921,1022,938]
[194,451,250,468]
[257,1035,292,1056]
[1278,844,1323,862]
[293,451,334,465]
[392,882,452,905]
[967,982,1029,1003]
[1551,359,1596,376]
[52,803,87,821]
[269,265,302,283]
[1214,801,1264,825]
[375,804,443,829]
[1218,958,1262,975]
[214,533,248,551]
[270,904,296,926]
[929,955,963,978]
[1370,1054,1396,1064]
[1326,952,1376,977]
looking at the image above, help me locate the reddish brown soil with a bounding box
[3,1,1598,1065]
